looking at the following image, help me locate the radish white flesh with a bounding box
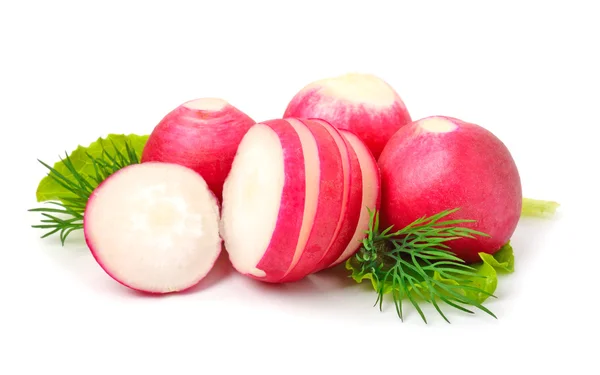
[84,162,222,294]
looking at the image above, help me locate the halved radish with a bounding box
[278,118,345,282]
[311,119,363,271]
[83,162,222,294]
[327,129,381,268]
[220,119,306,282]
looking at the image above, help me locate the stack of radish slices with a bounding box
[220,118,380,283]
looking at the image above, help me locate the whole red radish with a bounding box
[283,72,411,159]
[377,116,522,263]
[84,162,222,294]
[141,97,255,200]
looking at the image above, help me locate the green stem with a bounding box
[521,197,560,218]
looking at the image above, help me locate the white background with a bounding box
[2,1,599,374]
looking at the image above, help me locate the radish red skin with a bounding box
[283,73,412,159]
[377,116,523,263]
[279,118,345,282]
[141,98,255,200]
[311,119,363,271]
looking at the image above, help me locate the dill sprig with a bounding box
[349,208,497,323]
[29,139,142,245]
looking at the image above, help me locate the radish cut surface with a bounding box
[220,121,305,282]
[84,162,222,294]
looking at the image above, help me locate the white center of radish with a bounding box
[419,117,457,133]
[130,194,203,238]
[317,73,397,107]
[183,97,228,111]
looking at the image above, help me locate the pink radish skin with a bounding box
[311,119,363,271]
[377,116,523,263]
[279,118,345,283]
[283,73,412,159]
[220,119,306,282]
[141,97,255,200]
[84,162,222,294]
[327,129,381,269]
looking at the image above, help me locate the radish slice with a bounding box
[220,120,306,282]
[312,119,363,271]
[279,118,320,278]
[83,162,222,294]
[279,118,345,282]
[328,129,381,268]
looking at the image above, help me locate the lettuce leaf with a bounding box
[35,134,149,202]
[463,243,514,302]
[346,242,515,305]
[521,198,560,218]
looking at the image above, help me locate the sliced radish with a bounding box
[279,118,345,282]
[84,162,222,294]
[312,119,363,271]
[220,120,306,282]
[327,129,381,268]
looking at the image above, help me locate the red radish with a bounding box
[279,118,345,282]
[326,129,381,269]
[141,97,255,200]
[220,118,350,283]
[311,120,363,271]
[83,162,222,294]
[377,116,523,263]
[283,72,412,159]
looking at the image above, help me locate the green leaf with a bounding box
[463,242,514,303]
[521,198,560,218]
[479,242,514,274]
[35,134,149,202]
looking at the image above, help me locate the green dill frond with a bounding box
[350,208,498,323]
